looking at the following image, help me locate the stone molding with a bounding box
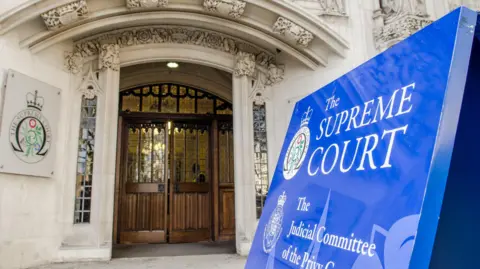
[71,26,275,68]
[99,44,120,71]
[126,0,168,8]
[373,14,431,51]
[203,0,247,18]
[77,66,103,99]
[234,52,256,77]
[272,17,314,47]
[40,0,88,30]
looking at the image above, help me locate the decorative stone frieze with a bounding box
[78,67,102,99]
[72,26,275,67]
[234,52,256,77]
[99,44,120,71]
[126,0,168,8]
[41,0,88,30]
[64,51,84,74]
[272,17,314,47]
[203,0,246,19]
[265,64,285,86]
[373,0,431,51]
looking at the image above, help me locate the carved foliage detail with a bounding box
[234,52,256,77]
[374,0,431,51]
[72,27,275,67]
[41,0,88,30]
[265,64,285,86]
[126,0,168,8]
[374,15,431,51]
[203,0,246,18]
[64,51,84,74]
[272,17,313,47]
[99,44,120,71]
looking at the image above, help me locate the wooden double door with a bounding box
[115,117,235,244]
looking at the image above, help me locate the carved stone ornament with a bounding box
[41,0,88,30]
[64,51,84,74]
[78,66,102,99]
[318,0,347,16]
[72,26,275,67]
[373,14,432,51]
[99,44,120,71]
[249,73,269,105]
[272,17,314,47]
[265,64,285,86]
[291,0,347,17]
[203,0,246,19]
[234,51,256,77]
[373,0,431,51]
[126,0,168,8]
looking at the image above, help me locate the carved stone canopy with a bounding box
[126,0,168,8]
[78,66,102,99]
[272,17,314,47]
[203,0,247,19]
[41,0,88,30]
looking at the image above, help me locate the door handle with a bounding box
[158,184,165,193]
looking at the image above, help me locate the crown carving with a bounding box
[278,191,287,206]
[301,106,313,126]
[27,91,44,111]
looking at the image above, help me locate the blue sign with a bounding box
[246,7,479,269]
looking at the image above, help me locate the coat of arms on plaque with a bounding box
[9,90,52,164]
[283,107,313,180]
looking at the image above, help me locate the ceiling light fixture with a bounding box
[167,62,179,68]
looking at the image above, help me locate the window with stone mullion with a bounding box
[74,96,97,224]
[253,103,269,219]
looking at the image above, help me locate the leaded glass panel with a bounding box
[253,103,269,219]
[74,96,97,224]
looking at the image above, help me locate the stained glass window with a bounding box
[119,83,232,115]
[74,96,97,224]
[253,103,269,219]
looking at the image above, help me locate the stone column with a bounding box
[95,44,120,253]
[232,51,257,255]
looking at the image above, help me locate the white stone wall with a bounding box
[0,0,471,268]
[0,31,71,269]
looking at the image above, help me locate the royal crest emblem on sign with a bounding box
[283,107,313,180]
[9,90,52,164]
[263,191,287,253]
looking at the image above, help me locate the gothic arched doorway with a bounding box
[114,83,235,244]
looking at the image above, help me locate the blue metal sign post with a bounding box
[246,7,480,269]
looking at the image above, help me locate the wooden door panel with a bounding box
[150,194,166,230]
[119,123,168,244]
[219,188,235,239]
[169,123,212,243]
[217,123,235,241]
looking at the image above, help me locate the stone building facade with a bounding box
[0,0,475,268]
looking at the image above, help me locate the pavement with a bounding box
[32,254,246,269]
